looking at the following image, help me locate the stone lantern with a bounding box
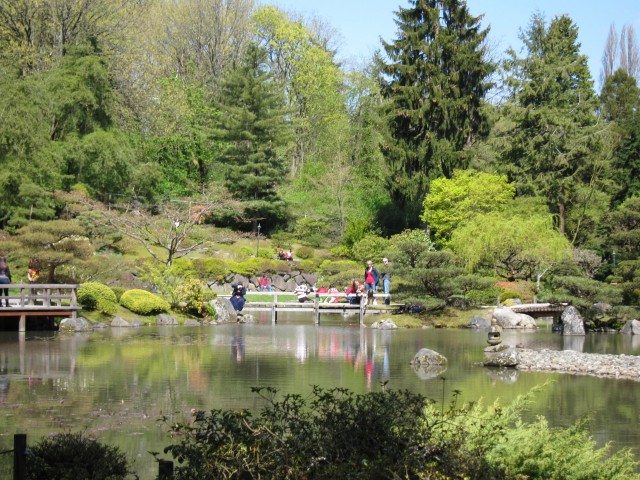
[487,318,502,346]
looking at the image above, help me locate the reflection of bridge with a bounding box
[0,284,80,332]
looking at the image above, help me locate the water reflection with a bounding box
[1,326,639,480]
[562,335,585,352]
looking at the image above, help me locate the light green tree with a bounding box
[421,170,515,246]
[450,198,573,287]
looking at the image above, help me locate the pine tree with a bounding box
[376,0,495,228]
[502,13,602,238]
[216,43,293,229]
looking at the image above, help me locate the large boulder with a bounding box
[492,307,537,329]
[483,344,519,367]
[157,314,179,326]
[560,306,585,335]
[111,316,131,327]
[370,318,398,329]
[621,319,640,335]
[410,348,447,366]
[466,316,491,329]
[59,316,93,332]
[183,319,201,326]
[212,298,238,323]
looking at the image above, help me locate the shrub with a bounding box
[174,279,215,316]
[168,257,197,279]
[500,290,522,303]
[111,286,126,302]
[351,234,390,263]
[160,386,640,480]
[77,282,118,314]
[193,257,228,279]
[26,432,135,480]
[295,245,314,259]
[120,289,171,315]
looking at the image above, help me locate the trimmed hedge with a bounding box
[78,282,118,314]
[120,289,171,315]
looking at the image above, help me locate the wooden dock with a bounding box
[220,292,402,325]
[0,284,80,332]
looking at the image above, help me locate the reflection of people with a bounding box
[27,258,40,282]
[363,260,380,305]
[230,283,246,311]
[294,283,310,303]
[0,257,11,307]
[258,274,271,292]
[231,327,245,363]
[380,257,392,305]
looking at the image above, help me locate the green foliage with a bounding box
[192,257,229,281]
[26,432,135,480]
[77,281,119,315]
[450,198,573,281]
[351,234,389,263]
[168,257,198,279]
[111,286,126,302]
[548,275,623,307]
[160,386,640,480]
[295,245,314,259]
[389,228,434,268]
[422,169,515,246]
[376,0,495,227]
[294,217,329,248]
[174,278,215,316]
[120,289,171,315]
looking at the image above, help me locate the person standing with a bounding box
[363,260,380,305]
[0,257,12,307]
[380,257,392,305]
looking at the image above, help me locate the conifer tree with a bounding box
[376,0,495,228]
[216,43,292,229]
[502,14,601,238]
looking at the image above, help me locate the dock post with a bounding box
[18,314,26,332]
[271,304,276,324]
[314,294,320,325]
[13,433,26,480]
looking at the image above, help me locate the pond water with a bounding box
[1,313,640,479]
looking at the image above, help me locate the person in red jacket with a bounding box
[363,260,380,305]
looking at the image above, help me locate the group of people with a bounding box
[228,258,392,310]
[277,248,294,261]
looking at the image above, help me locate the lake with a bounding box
[1,313,640,479]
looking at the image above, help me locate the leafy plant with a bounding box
[26,432,135,480]
[77,282,118,314]
[120,289,171,315]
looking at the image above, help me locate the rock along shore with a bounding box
[515,348,640,381]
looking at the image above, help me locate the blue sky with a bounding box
[268,0,640,87]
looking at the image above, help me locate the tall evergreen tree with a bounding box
[376,0,495,228]
[216,43,292,229]
[501,13,603,239]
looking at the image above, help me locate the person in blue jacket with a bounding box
[230,282,247,311]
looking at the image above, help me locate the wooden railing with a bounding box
[0,284,80,332]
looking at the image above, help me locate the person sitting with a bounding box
[258,274,271,292]
[277,248,286,260]
[294,283,310,303]
[345,279,363,305]
[285,249,293,261]
[326,284,340,303]
[230,283,247,311]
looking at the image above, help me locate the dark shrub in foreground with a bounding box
[26,432,135,480]
[160,386,640,480]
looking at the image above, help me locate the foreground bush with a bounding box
[120,288,170,314]
[77,282,118,315]
[160,386,640,480]
[26,432,135,480]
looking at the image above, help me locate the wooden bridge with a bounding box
[220,291,402,325]
[509,302,567,318]
[0,284,80,332]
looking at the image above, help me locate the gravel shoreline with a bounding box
[515,348,640,381]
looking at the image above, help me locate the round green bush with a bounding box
[78,282,117,312]
[295,246,314,259]
[26,431,135,479]
[120,289,171,315]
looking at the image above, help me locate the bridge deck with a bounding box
[0,284,80,331]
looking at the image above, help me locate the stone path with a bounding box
[516,348,640,381]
